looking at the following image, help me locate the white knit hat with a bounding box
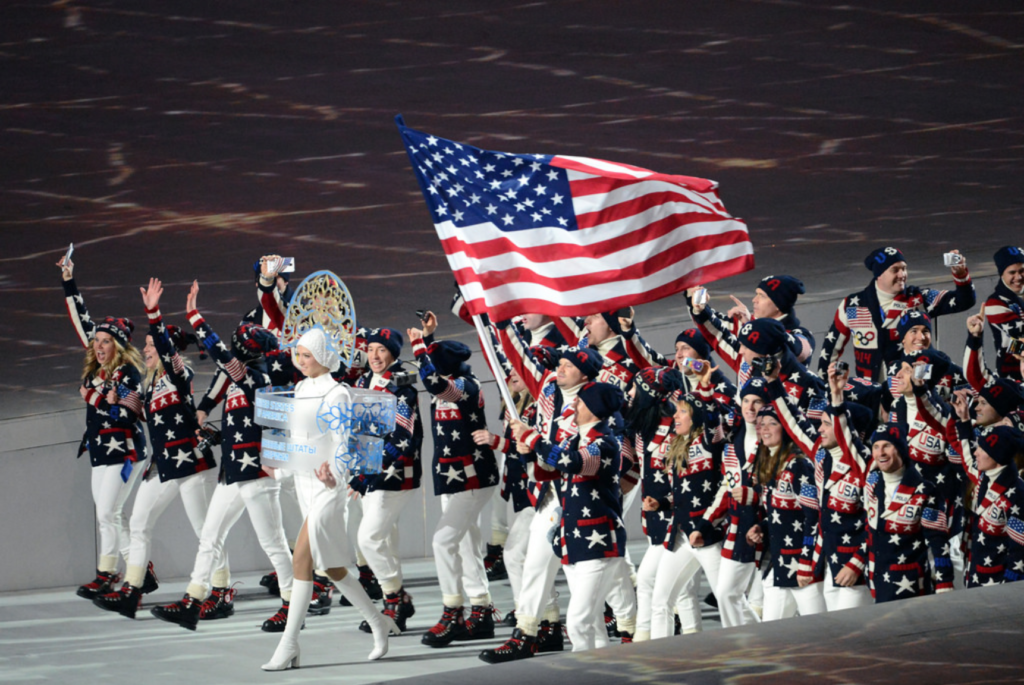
[294,328,341,373]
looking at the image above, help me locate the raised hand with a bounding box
[727,294,751,325]
[140,277,163,311]
[57,256,74,281]
[186,280,199,313]
[421,311,438,336]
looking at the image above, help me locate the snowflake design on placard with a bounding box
[280,270,357,370]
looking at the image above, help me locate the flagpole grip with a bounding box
[471,314,521,424]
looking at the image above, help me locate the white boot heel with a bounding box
[261,644,300,671]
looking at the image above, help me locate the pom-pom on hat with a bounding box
[675,328,712,361]
[427,340,472,376]
[864,247,907,279]
[738,318,789,356]
[870,423,909,463]
[232,323,278,362]
[164,324,194,353]
[96,317,135,348]
[295,328,341,373]
[980,377,1024,419]
[994,246,1024,277]
[758,275,805,314]
[559,346,604,381]
[978,426,1024,467]
[632,366,684,409]
[577,381,624,422]
[367,327,403,360]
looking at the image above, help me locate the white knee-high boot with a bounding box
[262,579,313,671]
[337,572,399,660]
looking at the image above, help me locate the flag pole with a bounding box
[470,313,521,424]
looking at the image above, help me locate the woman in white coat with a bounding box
[262,328,397,670]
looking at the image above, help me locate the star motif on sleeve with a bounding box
[581,506,591,517]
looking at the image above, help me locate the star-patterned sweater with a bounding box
[663,404,727,551]
[143,306,215,481]
[350,361,423,493]
[982,280,1024,382]
[62,278,147,469]
[817,275,975,382]
[687,301,816,370]
[523,420,627,565]
[771,387,870,586]
[953,421,1024,586]
[754,447,820,588]
[704,418,762,564]
[188,309,271,485]
[485,400,543,513]
[412,337,498,495]
[625,416,675,546]
[855,466,953,602]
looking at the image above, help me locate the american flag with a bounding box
[799,482,819,510]
[846,306,873,329]
[395,397,414,434]
[397,117,754,321]
[1008,515,1024,546]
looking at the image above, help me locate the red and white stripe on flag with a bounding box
[397,116,754,321]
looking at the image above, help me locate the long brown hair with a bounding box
[755,427,799,486]
[664,399,704,473]
[82,337,144,382]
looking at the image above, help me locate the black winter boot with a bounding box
[93,583,142,619]
[478,629,537,664]
[150,594,201,631]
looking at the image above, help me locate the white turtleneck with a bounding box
[882,468,903,503]
[529,321,555,344]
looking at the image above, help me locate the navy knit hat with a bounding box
[427,340,472,376]
[232,323,278,362]
[367,327,403,360]
[633,366,684,408]
[871,423,909,463]
[675,328,712,361]
[980,377,1024,418]
[896,310,932,341]
[740,377,772,403]
[738,318,789,356]
[758,275,805,315]
[577,381,624,421]
[994,246,1024,277]
[96,317,135,348]
[979,426,1024,467]
[864,247,907,279]
[559,346,604,381]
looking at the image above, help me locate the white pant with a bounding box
[564,557,628,652]
[762,570,826,621]
[490,452,510,543]
[515,492,563,634]
[605,547,638,635]
[651,537,723,638]
[91,462,144,570]
[434,487,495,607]
[127,469,225,584]
[358,489,414,594]
[186,477,292,601]
[822,564,871,612]
[715,556,758,627]
[620,485,640,577]
[503,507,532,609]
